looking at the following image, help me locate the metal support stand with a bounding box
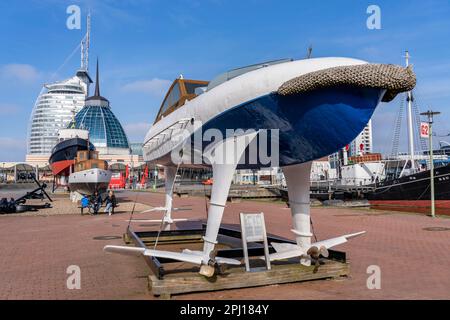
[124,224,346,280]
[124,225,348,298]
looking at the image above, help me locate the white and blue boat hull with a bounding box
[143,57,410,169]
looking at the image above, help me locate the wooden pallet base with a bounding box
[149,259,349,298]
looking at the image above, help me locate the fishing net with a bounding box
[277,64,416,102]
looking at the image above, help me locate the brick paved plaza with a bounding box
[0,190,449,300]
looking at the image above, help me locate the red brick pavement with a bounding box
[0,190,449,300]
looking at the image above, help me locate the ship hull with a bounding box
[49,138,94,176]
[202,86,383,168]
[147,86,384,168]
[369,200,450,216]
[368,164,450,200]
[144,57,387,168]
[50,160,75,177]
[68,168,112,195]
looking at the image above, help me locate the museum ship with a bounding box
[362,53,450,213]
[68,149,112,195]
[49,127,94,177]
[366,154,450,214]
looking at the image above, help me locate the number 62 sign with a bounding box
[420,122,430,139]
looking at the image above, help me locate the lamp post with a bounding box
[420,110,441,218]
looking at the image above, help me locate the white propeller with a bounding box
[262,231,366,262]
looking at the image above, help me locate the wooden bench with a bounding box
[78,204,119,215]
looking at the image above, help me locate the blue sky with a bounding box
[1,0,450,161]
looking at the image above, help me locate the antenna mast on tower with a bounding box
[80,12,91,72]
[81,39,85,70]
[85,12,91,73]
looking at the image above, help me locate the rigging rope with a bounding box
[310,217,318,242]
[391,94,405,156]
[126,192,139,232]
[49,38,84,82]
[411,90,428,153]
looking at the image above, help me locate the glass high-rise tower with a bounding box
[27,72,92,157]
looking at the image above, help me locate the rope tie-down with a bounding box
[278,63,416,102]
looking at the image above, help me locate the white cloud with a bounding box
[0,64,40,82]
[122,78,171,97]
[123,122,151,140]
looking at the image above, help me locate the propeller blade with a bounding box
[144,249,203,264]
[215,256,241,265]
[144,249,241,266]
[181,248,201,255]
[319,246,329,258]
[311,231,366,250]
[263,248,305,261]
[271,242,298,253]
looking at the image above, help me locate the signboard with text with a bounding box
[420,122,430,139]
[240,212,271,272]
[242,213,265,242]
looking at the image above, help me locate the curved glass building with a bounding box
[27,72,91,156]
[71,62,130,155]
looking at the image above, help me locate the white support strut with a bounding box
[162,166,177,230]
[282,161,313,265]
[199,132,258,276]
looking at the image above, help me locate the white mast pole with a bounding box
[81,40,85,70]
[405,51,415,171]
[86,12,91,73]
